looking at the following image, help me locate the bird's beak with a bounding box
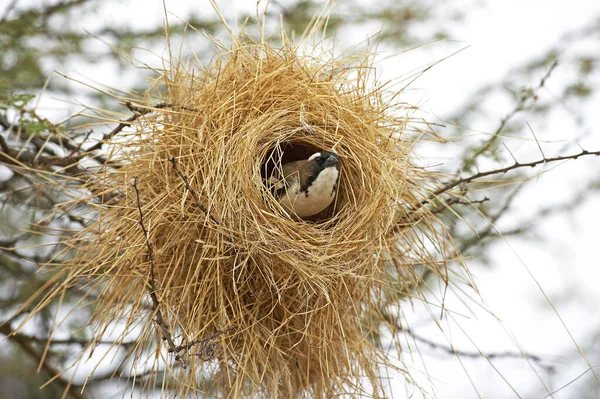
[323,153,339,168]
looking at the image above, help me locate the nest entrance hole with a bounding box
[261,142,338,221]
[261,142,318,182]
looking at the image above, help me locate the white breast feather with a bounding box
[279,167,338,217]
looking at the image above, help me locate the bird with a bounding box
[269,151,340,218]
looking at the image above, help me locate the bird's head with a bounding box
[308,151,339,170]
[270,150,340,218]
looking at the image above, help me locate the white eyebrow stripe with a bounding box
[308,152,321,161]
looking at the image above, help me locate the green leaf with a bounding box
[19,118,53,135]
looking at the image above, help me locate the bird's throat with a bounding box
[280,166,338,217]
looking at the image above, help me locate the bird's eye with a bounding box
[308,152,321,161]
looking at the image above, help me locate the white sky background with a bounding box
[351,1,600,398]
[10,0,600,398]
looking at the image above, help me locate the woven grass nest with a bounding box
[33,27,451,398]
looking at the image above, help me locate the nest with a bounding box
[31,29,452,399]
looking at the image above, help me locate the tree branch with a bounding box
[429,196,490,216]
[380,311,555,374]
[168,157,219,224]
[429,149,600,203]
[86,101,168,152]
[1,329,135,347]
[0,324,86,399]
[132,177,229,367]
[467,61,558,162]
[403,325,555,374]
[132,177,178,354]
[0,0,18,23]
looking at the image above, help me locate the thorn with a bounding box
[527,122,546,160]
[502,142,519,164]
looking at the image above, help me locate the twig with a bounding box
[401,148,600,227]
[132,177,230,366]
[132,177,178,353]
[4,108,94,162]
[0,324,86,399]
[429,196,490,216]
[380,311,555,374]
[458,185,524,254]
[86,101,167,152]
[429,149,600,203]
[0,0,18,23]
[0,329,135,347]
[38,0,88,25]
[468,61,558,161]
[0,233,30,248]
[404,326,555,374]
[3,108,81,159]
[1,101,188,171]
[175,327,234,353]
[0,132,11,153]
[168,157,219,224]
[0,133,82,169]
[77,364,162,385]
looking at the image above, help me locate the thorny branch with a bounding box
[85,101,195,154]
[404,326,556,374]
[132,176,178,354]
[467,61,558,162]
[168,157,219,224]
[0,0,18,23]
[458,184,525,254]
[132,177,230,366]
[176,326,234,354]
[380,311,556,375]
[403,61,563,218]
[0,132,81,169]
[86,101,168,152]
[429,195,490,216]
[0,324,86,399]
[1,101,183,172]
[428,149,600,202]
[399,148,600,230]
[3,330,135,347]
